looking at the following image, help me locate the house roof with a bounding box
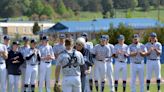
[47,18,164,33]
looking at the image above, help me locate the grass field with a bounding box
[54,7,164,23]
[39,64,164,92]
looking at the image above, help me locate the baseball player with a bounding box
[113,35,128,92]
[3,35,11,51]
[81,32,94,92]
[53,34,66,59]
[91,35,110,92]
[105,35,115,92]
[6,41,24,92]
[24,39,41,92]
[145,32,162,92]
[0,39,8,92]
[55,38,84,92]
[128,34,147,92]
[39,36,55,92]
[19,36,30,92]
[75,37,93,92]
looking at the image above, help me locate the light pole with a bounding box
[157,0,160,21]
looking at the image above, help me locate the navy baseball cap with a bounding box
[42,36,49,41]
[81,32,88,37]
[12,41,20,45]
[100,35,107,40]
[150,32,157,37]
[22,36,29,41]
[133,34,140,39]
[105,35,109,40]
[117,35,125,40]
[31,39,37,43]
[3,35,10,40]
[59,34,66,39]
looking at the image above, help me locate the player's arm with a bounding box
[154,44,162,56]
[1,46,8,59]
[139,45,147,57]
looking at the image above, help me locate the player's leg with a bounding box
[138,64,144,92]
[1,65,7,92]
[130,64,137,92]
[24,65,32,92]
[94,61,100,92]
[62,77,72,92]
[30,67,38,92]
[107,62,114,92]
[100,62,107,92]
[114,62,120,92]
[39,63,46,92]
[154,60,161,92]
[89,65,94,92]
[45,64,51,92]
[14,75,20,92]
[8,75,14,92]
[73,76,82,92]
[122,63,127,92]
[146,61,153,91]
[20,65,26,92]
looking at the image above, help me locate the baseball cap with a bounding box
[105,35,109,40]
[31,39,37,43]
[81,32,88,37]
[100,35,107,40]
[59,34,66,39]
[150,32,157,37]
[117,35,125,40]
[12,41,20,45]
[133,34,140,39]
[22,36,29,41]
[3,35,10,40]
[42,36,49,41]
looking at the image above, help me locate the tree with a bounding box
[86,0,102,12]
[33,22,40,35]
[161,0,164,5]
[28,0,44,16]
[101,0,114,18]
[149,0,159,8]
[63,0,81,11]
[56,0,68,15]
[138,0,150,11]
[42,4,54,17]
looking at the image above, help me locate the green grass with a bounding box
[53,7,164,23]
[45,64,164,92]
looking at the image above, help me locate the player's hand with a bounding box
[12,60,19,64]
[14,56,19,60]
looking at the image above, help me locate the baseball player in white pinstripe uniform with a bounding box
[145,32,162,92]
[53,34,66,59]
[24,39,41,92]
[105,35,115,92]
[128,34,147,92]
[39,36,55,92]
[19,36,30,92]
[55,38,84,92]
[91,35,110,92]
[113,35,128,92]
[0,41,8,92]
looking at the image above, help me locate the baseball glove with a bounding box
[53,83,62,92]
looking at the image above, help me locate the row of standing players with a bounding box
[0,32,162,92]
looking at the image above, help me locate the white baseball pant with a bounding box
[62,76,81,92]
[8,75,20,92]
[0,63,7,92]
[114,61,127,81]
[146,60,161,80]
[25,65,38,84]
[130,63,144,92]
[39,62,51,92]
[106,61,115,92]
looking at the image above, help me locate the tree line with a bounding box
[0,0,164,20]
